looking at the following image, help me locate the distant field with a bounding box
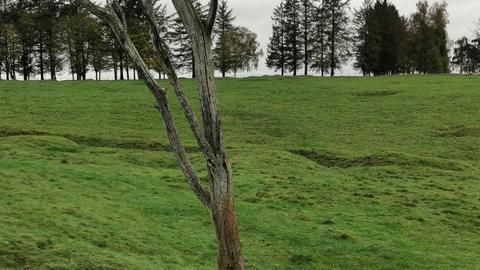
[0,75,479,269]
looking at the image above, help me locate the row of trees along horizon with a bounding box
[0,0,262,81]
[267,0,480,77]
[0,0,479,81]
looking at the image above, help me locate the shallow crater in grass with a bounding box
[289,254,314,266]
[0,128,46,137]
[291,149,471,171]
[0,127,195,152]
[326,229,356,241]
[433,125,480,138]
[353,90,399,97]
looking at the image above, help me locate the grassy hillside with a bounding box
[0,75,479,269]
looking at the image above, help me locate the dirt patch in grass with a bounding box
[353,90,399,97]
[433,125,480,138]
[292,149,470,171]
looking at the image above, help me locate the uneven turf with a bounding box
[0,75,479,269]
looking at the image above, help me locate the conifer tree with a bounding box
[14,2,37,80]
[465,37,480,73]
[32,0,65,80]
[323,0,351,76]
[284,0,303,76]
[310,1,329,76]
[0,0,18,80]
[214,0,234,36]
[299,0,315,75]
[170,0,204,78]
[352,0,372,76]
[367,0,405,75]
[266,1,287,76]
[213,0,235,77]
[150,2,172,79]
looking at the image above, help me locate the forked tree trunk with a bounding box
[170,1,244,267]
[81,1,244,269]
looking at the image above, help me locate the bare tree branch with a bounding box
[172,0,224,155]
[140,0,219,167]
[79,0,211,208]
[206,0,219,36]
[80,1,245,267]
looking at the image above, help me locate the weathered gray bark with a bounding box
[80,1,244,269]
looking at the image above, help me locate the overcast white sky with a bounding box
[84,0,480,78]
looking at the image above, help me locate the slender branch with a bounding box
[111,1,127,29]
[140,0,219,167]
[79,0,211,208]
[173,0,224,156]
[206,0,219,36]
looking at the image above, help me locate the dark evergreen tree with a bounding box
[299,0,315,75]
[0,0,10,79]
[266,1,287,76]
[32,0,64,80]
[0,0,19,80]
[13,1,37,80]
[396,16,411,74]
[352,0,372,76]
[0,1,18,80]
[284,0,303,76]
[118,0,156,80]
[465,37,480,73]
[310,1,329,76]
[367,0,405,75]
[213,0,235,77]
[170,0,204,78]
[323,0,351,76]
[149,2,171,79]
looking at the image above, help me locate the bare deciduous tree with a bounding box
[79,0,244,269]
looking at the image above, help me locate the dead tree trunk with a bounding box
[80,1,244,269]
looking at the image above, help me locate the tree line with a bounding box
[266,0,457,76]
[0,0,262,80]
[452,20,480,74]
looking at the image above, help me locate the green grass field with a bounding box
[0,75,479,269]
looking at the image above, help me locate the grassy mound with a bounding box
[0,75,479,269]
